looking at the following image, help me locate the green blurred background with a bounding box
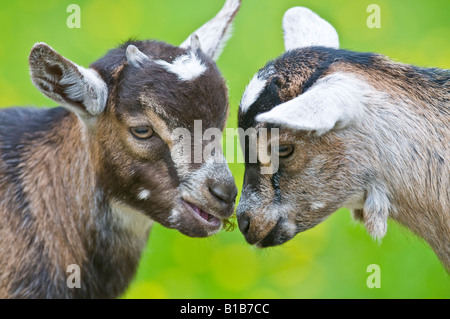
[0,0,449,298]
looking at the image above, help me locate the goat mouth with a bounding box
[182,199,221,228]
[254,218,284,248]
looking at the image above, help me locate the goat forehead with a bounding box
[114,68,228,130]
[150,79,227,130]
[238,47,378,129]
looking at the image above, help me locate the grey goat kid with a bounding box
[0,0,240,298]
[237,7,449,270]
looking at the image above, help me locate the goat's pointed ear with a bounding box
[180,0,241,61]
[29,43,108,117]
[282,7,339,51]
[255,73,367,136]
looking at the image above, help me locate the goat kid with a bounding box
[237,7,449,270]
[0,0,240,298]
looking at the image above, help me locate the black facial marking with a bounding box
[271,169,282,204]
[242,164,262,196]
[239,77,282,131]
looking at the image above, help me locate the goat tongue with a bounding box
[186,201,221,226]
[199,211,210,221]
[189,202,210,221]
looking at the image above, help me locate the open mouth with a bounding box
[182,200,221,227]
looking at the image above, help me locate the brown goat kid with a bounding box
[237,7,449,270]
[0,0,240,298]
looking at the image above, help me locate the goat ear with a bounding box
[29,43,108,117]
[180,0,241,61]
[255,73,367,136]
[282,7,339,51]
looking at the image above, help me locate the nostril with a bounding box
[237,213,250,236]
[208,182,238,205]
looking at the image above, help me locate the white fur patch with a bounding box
[311,202,325,210]
[168,209,181,228]
[137,189,150,200]
[240,74,267,113]
[155,52,207,81]
[282,7,339,51]
[256,72,371,136]
[110,201,153,239]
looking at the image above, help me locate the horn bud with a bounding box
[126,45,151,68]
[190,33,202,52]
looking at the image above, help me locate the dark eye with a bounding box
[130,126,153,139]
[274,144,294,158]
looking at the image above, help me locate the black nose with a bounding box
[237,212,250,236]
[208,181,238,205]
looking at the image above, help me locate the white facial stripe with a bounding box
[155,52,207,81]
[240,73,266,113]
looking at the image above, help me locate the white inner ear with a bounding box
[283,7,339,51]
[255,72,370,136]
[180,0,241,61]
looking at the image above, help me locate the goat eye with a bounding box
[130,126,153,139]
[274,144,294,158]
